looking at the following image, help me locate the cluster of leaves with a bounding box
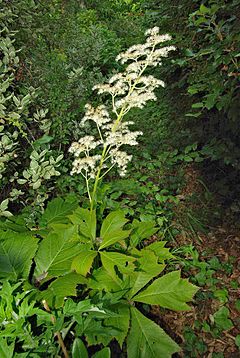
[0,0,63,217]
[143,0,240,208]
[175,244,240,357]
[0,197,198,357]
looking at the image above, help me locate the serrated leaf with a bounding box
[99,211,129,249]
[127,307,180,358]
[0,234,38,280]
[99,229,131,250]
[100,211,128,237]
[40,198,77,227]
[85,319,121,346]
[130,220,158,247]
[64,298,93,316]
[34,229,83,280]
[69,208,96,241]
[0,338,14,358]
[104,305,130,348]
[133,271,198,311]
[92,348,111,358]
[100,251,136,283]
[129,250,165,298]
[41,273,86,308]
[72,338,88,358]
[71,250,97,276]
[88,268,122,292]
[145,241,174,261]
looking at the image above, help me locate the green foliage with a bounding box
[127,306,180,358]
[0,0,63,216]
[2,0,238,356]
[212,306,233,332]
[0,200,198,356]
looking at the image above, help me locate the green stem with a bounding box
[90,144,108,212]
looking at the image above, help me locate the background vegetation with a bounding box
[0,0,239,357]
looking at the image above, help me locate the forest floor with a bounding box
[151,166,240,357]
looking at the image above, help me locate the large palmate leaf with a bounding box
[71,250,97,276]
[69,208,96,241]
[0,233,38,280]
[127,307,180,358]
[133,270,198,311]
[99,211,130,249]
[34,227,83,280]
[40,272,86,308]
[129,250,165,298]
[40,197,78,227]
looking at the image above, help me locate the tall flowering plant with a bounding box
[69,27,175,210]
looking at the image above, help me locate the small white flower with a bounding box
[110,149,132,177]
[69,136,100,156]
[81,104,111,126]
[71,155,101,178]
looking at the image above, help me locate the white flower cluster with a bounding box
[69,27,175,181]
[81,104,111,126]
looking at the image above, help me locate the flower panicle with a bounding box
[69,27,175,195]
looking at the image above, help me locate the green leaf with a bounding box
[33,135,53,147]
[130,250,165,298]
[200,4,210,14]
[40,198,77,227]
[235,335,240,349]
[104,305,130,348]
[41,273,86,308]
[192,102,203,109]
[100,251,136,282]
[69,208,96,241]
[100,211,128,237]
[235,299,240,312]
[72,338,88,358]
[145,241,174,261]
[0,338,14,358]
[92,348,111,358]
[34,229,83,280]
[88,268,122,292]
[99,211,129,249]
[0,234,38,280]
[99,228,131,250]
[127,307,180,358]
[213,307,233,331]
[133,271,198,311]
[71,250,97,276]
[130,220,158,247]
[85,319,121,345]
